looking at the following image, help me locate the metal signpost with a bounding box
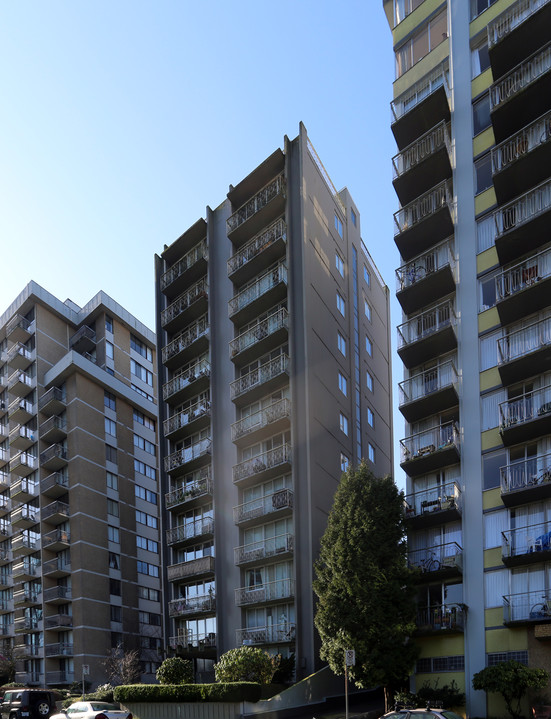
[82,664,90,698]
[344,649,355,719]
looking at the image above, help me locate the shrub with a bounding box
[156,658,194,685]
[93,684,115,702]
[473,660,548,719]
[417,679,465,708]
[272,654,295,684]
[214,647,277,684]
[113,682,262,703]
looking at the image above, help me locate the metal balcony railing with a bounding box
[38,386,66,413]
[416,603,465,632]
[490,42,551,112]
[391,61,450,123]
[397,300,456,350]
[234,533,294,565]
[500,451,551,494]
[162,315,209,365]
[399,360,458,407]
[40,444,67,465]
[499,385,551,430]
[45,671,74,685]
[492,110,551,175]
[8,371,34,392]
[226,174,285,235]
[45,642,73,656]
[394,180,454,236]
[495,245,551,302]
[163,357,210,402]
[404,481,461,519]
[7,343,33,365]
[41,500,70,521]
[43,586,72,603]
[231,398,291,442]
[494,178,551,239]
[396,239,455,293]
[227,219,287,277]
[229,308,289,358]
[235,578,295,606]
[44,614,73,629]
[165,467,212,509]
[504,589,551,622]
[233,488,293,524]
[502,520,551,560]
[233,443,292,483]
[164,438,211,473]
[497,316,551,364]
[400,421,460,464]
[488,0,551,48]
[161,277,208,327]
[392,121,451,180]
[166,516,214,545]
[229,263,287,317]
[168,593,215,618]
[161,239,208,291]
[42,558,71,575]
[407,541,463,572]
[167,554,215,582]
[69,325,96,349]
[164,398,210,436]
[236,622,296,646]
[230,354,289,401]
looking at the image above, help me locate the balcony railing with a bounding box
[69,325,96,350]
[233,443,292,483]
[162,315,209,365]
[391,62,449,123]
[43,586,72,603]
[164,398,211,436]
[488,0,551,48]
[167,554,215,582]
[45,642,73,657]
[229,308,289,359]
[398,360,458,407]
[502,521,551,561]
[501,452,551,494]
[396,239,455,293]
[494,178,551,239]
[394,180,453,236]
[231,398,291,442]
[8,370,34,393]
[236,622,296,646]
[166,467,212,509]
[416,603,465,632]
[492,110,551,175]
[41,500,70,522]
[504,590,551,623]
[490,42,551,112]
[164,438,212,474]
[161,277,208,327]
[392,121,451,180]
[397,300,456,350]
[227,219,287,277]
[6,314,33,339]
[235,578,295,606]
[226,174,285,235]
[45,671,74,685]
[38,386,66,414]
[400,421,460,464]
[499,385,551,430]
[168,593,215,618]
[404,481,461,520]
[163,358,210,402]
[40,444,68,466]
[169,631,217,650]
[42,558,71,575]
[230,354,289,402]
[228,263,287,318]
[166,516,214,545]
[161,239,208,291]
[496,245,551,303]
[233,488,293,524]
[408,541,463,573]
[497,317,551,364]
[234,533,294,565]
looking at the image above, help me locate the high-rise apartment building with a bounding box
[0,283,162,688]
[155,123,392,682]
[385,0,551,715]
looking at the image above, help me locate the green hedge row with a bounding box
[114,683,262,703]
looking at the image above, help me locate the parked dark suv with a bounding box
[1,690,57,719]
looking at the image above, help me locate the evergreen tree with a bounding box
[313,462,418,711]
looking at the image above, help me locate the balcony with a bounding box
[226,174,286,247]
[500,452,551,507]
[394,180,454,262]
[9,425,36,451]
[45,642,73,657]
[396,239,456,315]
[161,238,208,297]
[0,498,10,518]
[488,0,551,80]
[228,218,287,286]
[163,399,211,442]
[490,42,551,143]
[231,398,291,447]
[233,443,292,486]
[492,110,551,204]
[8,398,34,424]
[13,589,41,608]
[42,500,70,525]
[167,554,215,583]
[494,178,551,264]
[404,481,462,530]
[162,315,209,370]
[41,471,69,499]
[42,528,70,552]
[234,533,294,567]
[234,488,293,526]
[12,533,40,555]
[45,671,74,685]
[400,421,460,477]
[164,438,211,477]
[43,586,72,605]
[168,593,215,618]
[504,590,551,624]
[407,542,463,581]
[415,603,465,635]
[391,62,451,150]
[499,385,551,445]
[69,325,96,354]
[229,263,288,326]
[39,416,67,444]
[235,578,295,606]
[230,308,289,365]
[11,506,39,529]
[7,343,34,371]
[399,361,459,423]
[165,467,212,511]
[230,354,289,406]
[0,549,12,565]
[0,422,7,442]
[495,246,551,325]
[497,316,551,385]
[0,572,12,589]
[7,370,35,397]
[10,477,39,503]
[166,516,214,548]
[0,621,12,637]
[162,358,210,406]
[16,671,41,684]
[236,622,296,646]
[12,561,40,581]
[397,300,457,370]
[0,471,7,490]
[38,387,66,416]
[40,444,68,471]
[0,449,7,469]
[161,277,209,334]
[6,315,34,344]
[502,521,551,567]
[169,631,216,657]
[14,644,42,659]
[392,121,452,206]
[42,557,71,578]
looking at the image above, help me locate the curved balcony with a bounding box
[168,593,215,618]
[161,277,209,334]
[69,325,96,354]
[229,263,287,326]
[7,343,34,371]
[8,398,34,425]
[495,245,551,325]
[42,500,70,526]
[230,354,289,406]
[502,521,551,567]
[404,481,461,529]
[166,516,214,548]
[230,308,289,365]
[6,315,34,344]
[391,62,450,150]
[397,300,457,370]
[499,385,551,445]
[165,467,212,512]
[162,315,209,370]
[392,121,452,206]
[161,238,208,297]
[396,238,456,315]
[236,622,296,646]
[40,444,68,471]
[9,425,36,451]
[415,603,465,635]
[407,541,463,581]
[162,358,210,406]
[231,398,291,447]
[164,438,211,477]
[38,387,66,416]
[400,421,460,477]
[234,533,294,567]
[39,416,67,444]
[500,452,551,507]
[167,554,215,583]
[233,488,293,526]
[7,370,35,397]
[504,590,551,624]
[494,177,551,264]
[226,174,286,247]
[164,398,211,442]
[235,578,295,606]
[228,218,287,286]
[41,471,69,499]
[497,316,551,385]
[399,361,458,424]
[490,42,551,143]
[233,443,292,486]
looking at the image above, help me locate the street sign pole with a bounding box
[344,649,355,719]
[82,664,90,698]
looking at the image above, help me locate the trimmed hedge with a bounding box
[114,682,262,703]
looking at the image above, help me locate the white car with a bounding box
[50,703,132,719]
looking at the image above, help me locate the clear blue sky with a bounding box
[0,1,405,484]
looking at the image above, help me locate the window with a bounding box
[336,292,345,317]
[394,0,423,24]
[339,412,349,436]
[139,611,161,626]
[338,372,348,397]
[137,561,159,577]
[133,409,155,431]
[395,8,447,78]
[137,535,159,553]
[108,526,120,543]
[340,453,350,472]
[334,213,343,238]
[335,253,344,278]
[473,93,491,135]
[367,408,375,428]
[337,332,346,357]
[109,578,121,596]
[107,499,119,518]
[479,271,498,311]
[134,459,156,480]
[105,418,117,437]
[368,444,376,462]
[134,434,156,456]
[106,367,115,376]
[131,334,153,362]
[105,315,113,333]
[483,450,507,490]
[131,384,154,402]
[475,153,493,194]
[471,0,498,20]
[104,391,116,411]
[471,38,490,78]
[105,341,114,360]
[477,214,496,253]
[110,606,122,622]
[364,265,370,287]
[351,208,357,227]
[106,445,117,464]
[364,299,372,321]
[366,371,374,392]
[136,510,158,529]
[365,336,373,356]
[131,359,153,386]
[139,586,160,601]
[135,485,158,505]
[109,552,120,570]
[417,656,465,673]
[106,472,118,491]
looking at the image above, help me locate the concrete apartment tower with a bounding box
[0,283,162,688]
[155,123,393,681]
[384,0,551,715]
